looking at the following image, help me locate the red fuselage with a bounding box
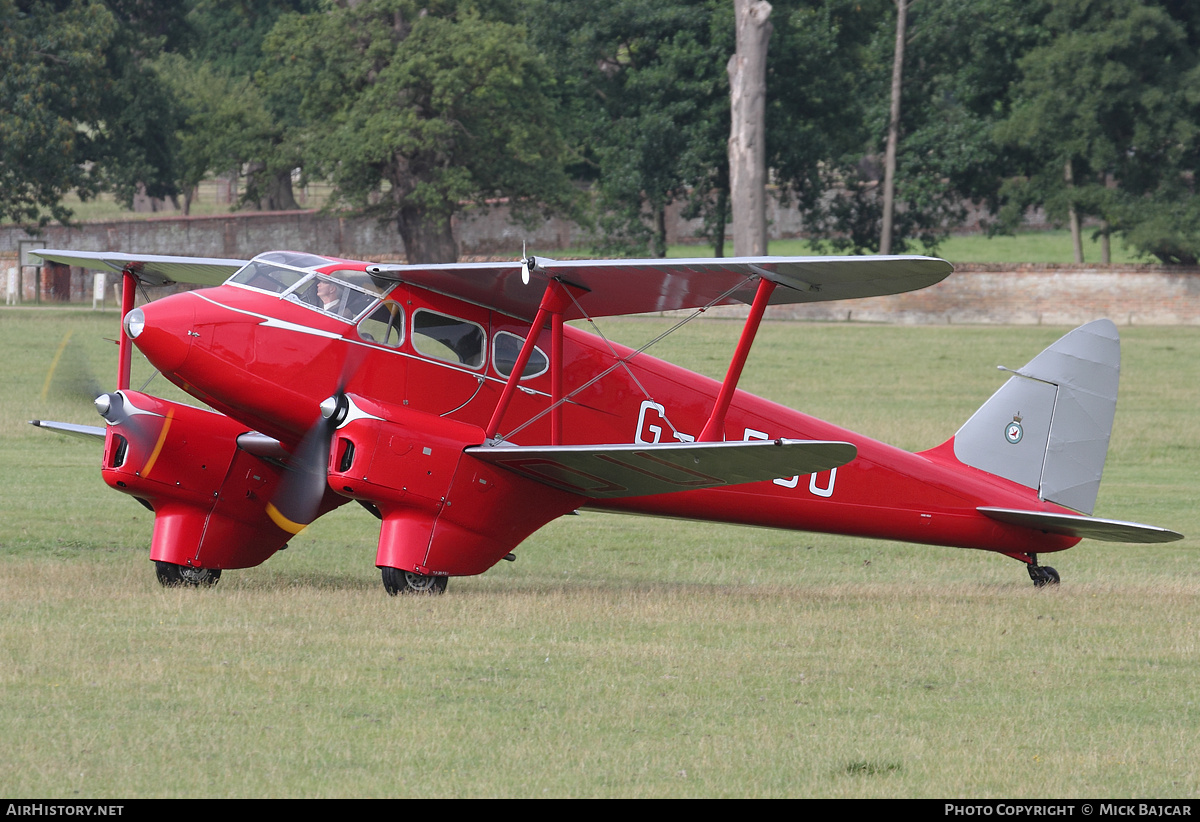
[131,269,1078,571]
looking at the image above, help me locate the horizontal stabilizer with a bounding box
[466,439,856,499]
[29,420,106,441]
[32,249,247,287]
[978,507,1183,544]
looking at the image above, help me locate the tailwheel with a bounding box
[381,567,448,595]
[1025,556,1061,588]
[155,560,222,588]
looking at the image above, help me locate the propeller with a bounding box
[40,329,105,405]
[266,391,349,535]
[265,341,370,534]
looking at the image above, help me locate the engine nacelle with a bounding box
[327,398,583,577]
[99,391,314,570]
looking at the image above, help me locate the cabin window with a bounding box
[227,261,310,295]
[326,269,389,298]
[358,301,405,347]
[412,309,485,368]
[293,275,375,319]
[493,331,548,379]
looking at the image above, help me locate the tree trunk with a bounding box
[728,0,772,258]
[880,0,909,256]
[1065,160,1083,263]
[652,204,668,258]
[714,187,728,257]
[243,163,301,211]
[264,169,300,211]
[397,205,458,264]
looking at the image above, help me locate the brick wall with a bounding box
[753,264,1200,326]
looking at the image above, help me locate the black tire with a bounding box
[381,567,448,595]
[155,561,221,588]
[1030,564,1061,588]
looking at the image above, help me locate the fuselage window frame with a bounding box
[411,308,486,370]
[357,300,406,349]
[492,330,549,380]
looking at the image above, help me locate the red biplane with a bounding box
[31,248,1181,592]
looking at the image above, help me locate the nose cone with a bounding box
[130,293,195,374]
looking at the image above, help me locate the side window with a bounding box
[412,309,485,368]
[357,301,404,347]
[493,331,548,379]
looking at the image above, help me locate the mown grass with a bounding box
[1,309,1197,797]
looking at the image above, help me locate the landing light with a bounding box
[124,308,145,340]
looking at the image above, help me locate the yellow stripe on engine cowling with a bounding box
[265,502,308,536]
[139,409,174,479]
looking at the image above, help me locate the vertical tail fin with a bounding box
[950,320,1120,514]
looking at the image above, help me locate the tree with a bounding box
[995,0,1200,264]
[155,54,282,213]
[263,0,578,263]
[528,0,734,257]
[530,1,899,257]
[728,0,771,256]
[0,0,191,225]
[1,0,112,225]
[789,0,1045,255]
[764,0,891,253]
[181,0,319,211]
[879,0,911,254]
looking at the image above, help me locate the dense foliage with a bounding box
[4,0,1200,263]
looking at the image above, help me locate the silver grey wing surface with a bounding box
[466,439,856,499]
[367,255,952,322]
[978,507,1183,543]
[29,420,107,441]
[32,249,247,287]
[953,320,1119,515]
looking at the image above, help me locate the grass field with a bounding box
[1,309,1197,798]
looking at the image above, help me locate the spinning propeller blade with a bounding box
[266,393,348,535]
[265,346,367,534]
[41,330,104,404]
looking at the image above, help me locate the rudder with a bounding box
[949,320,1120,515]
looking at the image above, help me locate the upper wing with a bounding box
[33,249,248,287]
[367,255,953,321]
[466,438,856,499]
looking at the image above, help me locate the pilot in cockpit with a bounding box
[317,279,341,313]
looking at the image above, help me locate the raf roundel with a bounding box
[1005,420,1024,444]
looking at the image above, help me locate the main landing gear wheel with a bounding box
[381,567,448,595]
[155,560,222,587]
[1027,562,1060,588]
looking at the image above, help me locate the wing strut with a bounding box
[698,277,776,442]
[484,272,585,444]
[117,268,137,390]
